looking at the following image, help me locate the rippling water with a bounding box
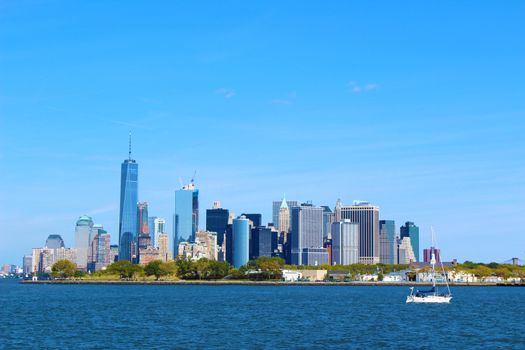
[1,279,524,349]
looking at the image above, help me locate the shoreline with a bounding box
[18,280,525,287]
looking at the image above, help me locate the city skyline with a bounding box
[1,1,524,264]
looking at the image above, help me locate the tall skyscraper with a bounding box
[273,198,299,228]
[290,204,327,265]
[278,198,290,234]
[331,220,359,265]
[75,215,94,271]
[118,135,138,262]
[206,205,229,247]
[250,226,274,259]
[45,234,65,249]
[137,202,152,263]
[322,206,334,239]
[400,221,420,262]
[379,220,397,264]
[232,216,250,268]
[173,181,199,257]
[148,216,157,247]
[335,200,380,264]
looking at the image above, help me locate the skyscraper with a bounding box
[88,225,111,272]
[322,206,334,239]
[206,205,229,247]
[137,202,152,263]
[148,216,157,247]
[331,220,359,265]
[75,215,94,271]
[335,200,380,264]
[398,236,416,264]
[232,216,250,268]
[157,233,171,262]
[273,198,299,228]
[278,198,290,236]
[173,181,199,257]
[118,135,138,262]
[379,220,397,264]
[290,204,327,266]
[242,213,262,228]
[45,234,65,249]
[250,226,274,260]
[149,217,165,248]
[400,221,420,262]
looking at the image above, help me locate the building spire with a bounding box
[128,132,132,160]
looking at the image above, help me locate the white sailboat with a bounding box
[406,227,452,304]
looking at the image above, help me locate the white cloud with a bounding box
[348,81,379,93]
[215,88,236,99]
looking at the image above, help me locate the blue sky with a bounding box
[1,1,524,264]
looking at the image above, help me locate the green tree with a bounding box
[51,259,77,279]
[106,260,143,279]
[206,261,231,280]
[144,260,171,280]
[175,256,197,279]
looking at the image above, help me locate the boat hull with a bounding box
[406,295,452,304]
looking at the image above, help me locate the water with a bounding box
[1,279,524,349]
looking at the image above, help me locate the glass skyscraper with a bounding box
[232,216,250,268]
[206,207,229,247]
[173,182,199,257]
[379,220,397,264]
[118,139,138,262]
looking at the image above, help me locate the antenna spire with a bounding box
[128,132,132,160]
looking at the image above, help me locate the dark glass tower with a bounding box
[118,135,138,262]
[206,207,230,246]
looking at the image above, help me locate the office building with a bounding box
[331,220,359,265]
[250,226,274,259]
[88,226,111,272]
[335,200,380,264]
[400,221,420,262]
[157,233,172,262]
[278,198,290,236]
[242,213,262,228]
[290,204,325,265]
[379,220,397,264]
[272,198,299,228]
[322,206,334,239]
[206,204,230,247]
[45,234,65,249]
[423,247,441,263]
[173,181,199,257]
[74,215,94,271]
[301,247,329,266]
[398,236,416,264]
[232,216,250,268]
[149,217,165,248]
[118,136,138,262]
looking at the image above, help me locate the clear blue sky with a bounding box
[1,1,524,264]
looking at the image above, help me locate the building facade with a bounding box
[45,234,65,249]
[250,226,274,259]
[331,220,359,265]
[74,215,94,271]
[232,216,250,268]
[118,140,138,262]
[206,206,230,247]
[398,236,416,264]
[173,182,199,256]
[273,198,299,228]
[335,200,380,264]
[400,221,420,262]
[290,204,325,265]
[423,247,441,263]
[379,220,397,264]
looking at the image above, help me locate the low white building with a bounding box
[282,269,302,282]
